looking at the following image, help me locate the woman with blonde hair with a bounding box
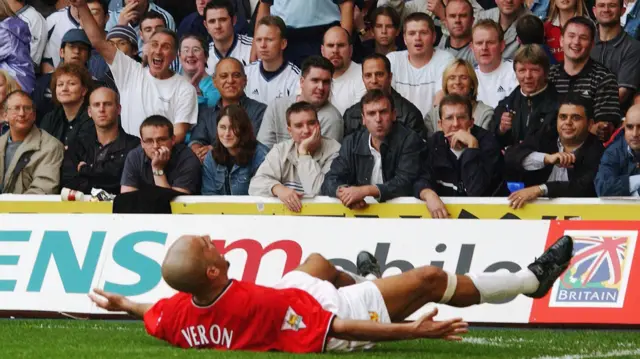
[0,0,35,93]
[424,59,494,138]
[0,70,21,135]
[544,0,591,62]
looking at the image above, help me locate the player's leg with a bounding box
[293,251,382,289]
[374,235,574,322]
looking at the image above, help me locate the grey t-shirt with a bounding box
[1,140,23,193]
[437,36,476,66]
[120,143,202,194]
[591,30,640,91]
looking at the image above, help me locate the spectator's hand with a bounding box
[67,0,87,8]
[350,200,368,210]
[420,188,449,219]
[508,186,543,209]
[543,152,575,168]
[274,186,304,212]
[298,126,321,155]
[498,111,513,134]
[151,146,171,171]
[118,0,140,26]
[433,90,444,106]
[192,144,212,163]
[337,186,368,208]
[88,288,132,313]
[426,0,444,17]
[446,129,478,150]
[590,121,613,142]
[77,161,87,172]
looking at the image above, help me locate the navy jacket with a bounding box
[595,131,640,196]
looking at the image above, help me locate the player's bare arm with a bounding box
[88,288,152,318]
[67,0,116,64]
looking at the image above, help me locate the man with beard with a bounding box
[476,0,531,59]
[591,0,640,112]
[549,16,621,142]
[438,0,476,65]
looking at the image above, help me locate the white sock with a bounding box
[336,267,369,284]
[365,274,378,281]
[466,269,540,304]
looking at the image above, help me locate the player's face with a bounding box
[439,103,473,135]
[179,38,206,74]
[55,73,87,106]
[373,15,398,47]
[217,115,240,149]
[214,60,247,100]
[140,18,165,44]
[88,88,120,129]
[362,98,395,141]
[148,33,177,76]
[557,104,590,142]
[445,64,473,97]
[445,1,473,39]
[255,24,286,63]
[515,62,546,95]
[287,110,320,144]
[204,8,235,43]
[594,0,623,27]
[60,42,90,65]
[561,23,593,63]
[362,58,392,91]
[300,67,332,107]
[472,27,504,68]
[624,113,640,151]
[403,20,435,57]
[198,236,230,276]
[321,28,352,72]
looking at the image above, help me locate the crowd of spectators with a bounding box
[1,0,640,216]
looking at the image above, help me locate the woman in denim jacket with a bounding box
[201,105,269,195]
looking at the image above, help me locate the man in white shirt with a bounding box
[387,12,455,117]
[472,19,518,108]
[204,0,253,74]
[321,26,367,115]
[70,0,198,144]
[8,0,47,67]
[105,0,175,51]
[245,15,300,104]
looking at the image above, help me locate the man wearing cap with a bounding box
[99,25,142,91]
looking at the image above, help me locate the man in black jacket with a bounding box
[62,87,139,194]
[322,90,425,208]
[414,94,503,218]
[492,44,559,148]
[505,94,605,209]
[342,54,427,140]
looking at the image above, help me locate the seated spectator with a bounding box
[190,58,266,161]
[321,90,424,207]
[245,15,300,104]
[437,0,476,66]
[414,94,502,216]
[504,94,604,208]
[356,5,405,61]
[624,0,640,39]
[40,63,95,148]
[491,45,558,148]
[526,0,551,19]
[121,115,201,194]
[544,0,590,63]
[179,34,221,108]
[106,0,175,50]
[0,91,63,194]
[204,0,253,73]
[0,70,21,136]
[250,101,340,212]
[515,14,558,64]
[343,53,426,139]
[0,8,35,94]
[595,104,640,196]
[61,87,139,194]
[75,0,198,144]
[9,0,47,68]
[202,105,269,195]
[425,59,494,138]
[258,55,343,148]
[475,0,530,59]
[549,16,621,142]
[472,19,518,108]
[100,25,142,92]
[135,11,180,71]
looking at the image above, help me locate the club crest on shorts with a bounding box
[281,307,306,331]
[369,311,380,322]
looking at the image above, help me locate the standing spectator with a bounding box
[100,25,141,91]
[595,103,640,196]
[515,14,558,64]
[0,91,64,194]
[504,94,604,208]
[591,0,640,112]
[105,0,175,49]
[472,19,518,108]
[438,0,476,65]
[549,16,621,142]
[476,0,531,59]
[136,12,180,71]
[544,0,590,62]
[120,115,202,194]
[250,101,341,211]
[254,0,356,68]
[343,53,427,139]
[321,90,424,206]
[0,70,21,136]
[321,26,367,115]
[424,59,494,138]
[204,0,253,74]
[73,0,198,144]
[258,55,343,148]
[491,45,558,148]
[40,63,95,148]
[61,87,139,194]
[387,12,455,117]
[179,34,221,108]
[0,4,35,93]
[202,104,269,195]
[245,15,300,104]
[8,0,47,68]
[624,0,640,39]
[190,57,266,160]
[356,6,405,61]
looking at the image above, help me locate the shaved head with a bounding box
[625,104,640,151]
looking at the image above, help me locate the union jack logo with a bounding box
[561,236,629,288]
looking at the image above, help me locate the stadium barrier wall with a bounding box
[0,214,637,325]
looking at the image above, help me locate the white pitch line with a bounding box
[534,349,640,359]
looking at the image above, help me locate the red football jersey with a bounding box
[543,21,564,63]
[143,280,335,353]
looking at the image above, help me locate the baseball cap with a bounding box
[106,25,138,48]
[60,29,92,49]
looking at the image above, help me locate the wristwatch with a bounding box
[152,169,165,176]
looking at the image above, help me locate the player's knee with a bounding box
[304,252,327,264]
[417,266,448,291]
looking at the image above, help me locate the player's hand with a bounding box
[411,308,469,340]
[420,188,449,219]
[499,111,513,134]
[88,288,132,313]
[508,186,543,209]
[275,186,304,212]
[543,152,575,168]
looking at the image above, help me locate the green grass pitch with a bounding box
[1,319,638,359]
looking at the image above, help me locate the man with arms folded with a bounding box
[504,94,604,209]
[595,104,640,196]
[89,231,574,352]
[414,94,502,219]
[249,102,341,213]
[321,90,424,209]
[71,0,198,144]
